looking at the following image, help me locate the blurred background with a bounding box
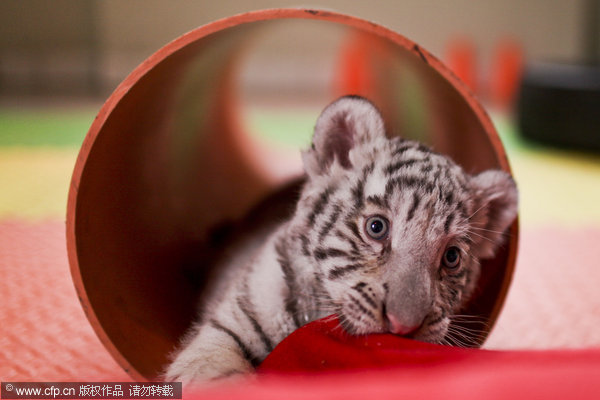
[0,0,596,98]
[1,0,599,382]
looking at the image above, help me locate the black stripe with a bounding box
[392,142,415,157]
[384,179,396,198]
[444,191,454,206]
[351,177,365,211]
[328,263,363,279]
[446,287,459,303]
[352,283,377,309]
[433,167,442,184]
[307,186,334,226]
[352,163,375,212]
[444,213,455,234]
[349,295,377,320]
[417,143,433,154]
[312,271,332,309]
[420,164,434,174]
[345,220,365,244]
[366,194,387,208]
[385,175,420,197]
[445,169,467,197]
[275,239,301,328]
[210,320,260,367]
[443,167,453,183]
[314,247,350,260]
[384,158,423,175]
[318,204,342,240]
[423,181,435,194]
[386,176,411,194]
[447,268,467,279]
[299,234,311,257]
[236,295,274,353]
[406,192,421,222]
[377,240,392,263]
[334,229,360,254]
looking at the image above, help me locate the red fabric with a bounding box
[259,316,470,372]
[189,317,600,399]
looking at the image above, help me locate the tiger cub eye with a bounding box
[442,246,461,269]
[365,215,389,240]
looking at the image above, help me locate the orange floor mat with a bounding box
[1,220,599,381]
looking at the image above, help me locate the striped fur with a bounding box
[165,96,518,385]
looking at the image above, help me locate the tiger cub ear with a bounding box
[303,95,386,177]
[469,170,519,259]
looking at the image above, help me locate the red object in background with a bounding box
[336,31,374,95]
[193,316,600,400]
[445,38,478,94]
[445,37,524,109]
[489,38,524,109]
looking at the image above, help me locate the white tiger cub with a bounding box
[165,95,518,385]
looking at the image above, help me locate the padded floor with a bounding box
[0,220,129,381]
[2,221,599,381]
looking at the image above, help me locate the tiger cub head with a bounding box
[299,95,518,344]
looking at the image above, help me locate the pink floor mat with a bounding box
[1,220,599,381]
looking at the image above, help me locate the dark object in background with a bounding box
[516,63,600,152]
[517,0,600,153]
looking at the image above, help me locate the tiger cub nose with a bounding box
[385,314,422,336]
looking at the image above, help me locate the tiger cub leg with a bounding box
[164,320,257,385]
